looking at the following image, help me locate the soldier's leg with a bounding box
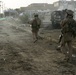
[61,40,70,61]
[32,30,35,40]
[61,43,70,61]
[33,32,35,39]
[61,40,67,54]
[35,30,39,39]
[33,30,38,43]
[67,41,73,61]
[32,29,38,43]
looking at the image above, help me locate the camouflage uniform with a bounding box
[60,10,74,61]
[31,14,41,42]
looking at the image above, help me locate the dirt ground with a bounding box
[0,17,76,75]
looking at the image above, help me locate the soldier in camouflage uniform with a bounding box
[60,10,75,62]
[31,14,41,42]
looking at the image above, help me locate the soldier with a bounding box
[31,14,41,43]
[60,10,75,62]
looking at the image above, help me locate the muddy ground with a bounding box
[0,17,76,75]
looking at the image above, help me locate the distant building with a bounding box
[20,3,56,11]
[53,1,76,11]
[19,3,58,18]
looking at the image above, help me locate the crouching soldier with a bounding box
[31,14,41,43]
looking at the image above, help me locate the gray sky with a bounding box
[1,0,58,9]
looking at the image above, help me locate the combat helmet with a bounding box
[66,10,74,17]
[34,14,38,17]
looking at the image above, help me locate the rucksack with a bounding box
[62,18,76,37]
[68,19,76,37]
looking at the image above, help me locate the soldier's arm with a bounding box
[60,19,67,28]
[38,18,41,28]
[29,19,34,28]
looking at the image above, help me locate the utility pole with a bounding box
[0,1,4,17]
[0,1,3,13]
[0,1,2,13]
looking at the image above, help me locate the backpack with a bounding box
[67,19,76,37]
[62,18,76,37]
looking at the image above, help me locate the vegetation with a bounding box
[19,13,29,24]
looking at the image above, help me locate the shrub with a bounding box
[19,14,29,24]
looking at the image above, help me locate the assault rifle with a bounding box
[58,34,63,43]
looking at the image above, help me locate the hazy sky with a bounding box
[1,0,58,9]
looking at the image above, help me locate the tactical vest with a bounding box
[32,18,41,29]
